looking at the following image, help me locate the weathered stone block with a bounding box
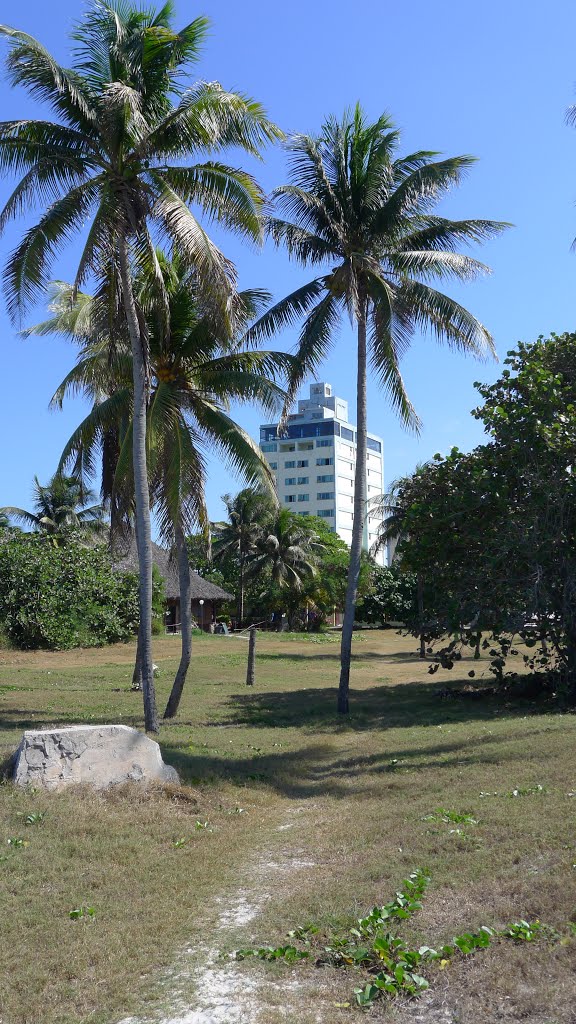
[12,724,179,790]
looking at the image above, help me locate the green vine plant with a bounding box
[236,870,572,1008]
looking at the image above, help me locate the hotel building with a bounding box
[259,382,385,563]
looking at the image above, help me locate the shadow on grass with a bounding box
[209,679,557,734]
[162,729,523,799]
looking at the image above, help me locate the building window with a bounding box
[297,493,309,502]
[341,426,354,441]
[285,460,296,468]
[286,495,296,503]
[318,509,333,517]
[261,442,277,453]
[316,438,332,447]
[297,459,309,468]
[298,442,313,450]
[280,443,295,452]
[297,476,309,485]
[285,477,296,485]
[298,511,310,516]
[317,491,335,500]
[316,457,333,466]
[367,437,382,453]
[317,474,334,483]
[269,461,277,470]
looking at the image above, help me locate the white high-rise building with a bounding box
[259,382,385,563]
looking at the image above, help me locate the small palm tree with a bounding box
[246,508,324,626]
[249,105,508,712]
[212,488,276,626]
[34,259,291,718]
[1,474,105,545]
[0,2,281,731]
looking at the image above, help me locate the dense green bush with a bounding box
[357,565,418,626]
[0,536,150,650]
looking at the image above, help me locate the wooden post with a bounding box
[246,625,256,686]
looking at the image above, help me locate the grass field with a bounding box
[1,630,575,1024]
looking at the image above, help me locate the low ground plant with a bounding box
[237,869,570,1008]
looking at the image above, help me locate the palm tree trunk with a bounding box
[131,629,143,689]
[338,299,368,714]
[163,523,192,719]
[131,516,143,690]
[118,233,159,734]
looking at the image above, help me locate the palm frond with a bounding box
[153,178,236,307]
[0,26,96,129]
[243,278,328,347]
[4,174,104,321]
[157,163,264,242]
[396,279,496,360]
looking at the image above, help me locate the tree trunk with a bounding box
[338,299,368,714]
[246,625,256,686]
[131,517,143,690]
[131,628,143,690]
[118,233,158,734]
[163,524,192,719]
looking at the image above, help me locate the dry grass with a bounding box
[0,630,575,1024]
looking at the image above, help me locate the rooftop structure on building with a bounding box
[259,382,384,562]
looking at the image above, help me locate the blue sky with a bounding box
[1,0,576,524]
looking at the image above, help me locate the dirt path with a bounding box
[118,806,327,1024]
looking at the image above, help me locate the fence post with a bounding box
[246,625,256,686]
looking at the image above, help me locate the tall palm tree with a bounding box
[249,105,507,712]
[32,260,291,718]
[1,473,105,545]
[0,2,281,732]
[246,508,324,625]
[212,488,276,626]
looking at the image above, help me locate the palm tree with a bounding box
[246,508,324,626]
[0,2,281,732]
[1,473,105,545]
[248,105,507,712]
[212,488,276,626]
[34,260,291,719]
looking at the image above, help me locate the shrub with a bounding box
[0,536,142,649]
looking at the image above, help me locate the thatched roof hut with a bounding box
[113,538,232,630]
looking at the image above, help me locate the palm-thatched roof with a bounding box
[112,538,232,603]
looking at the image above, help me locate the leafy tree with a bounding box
[396,332,576,701]
[0,534,155,650]
[0,2,280,731]
[36,260,289,718]
[249,105,506,712]
[212,488,276,625]
[369,469,431,655]
[1,473,105,545]
[357,564,418,626]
